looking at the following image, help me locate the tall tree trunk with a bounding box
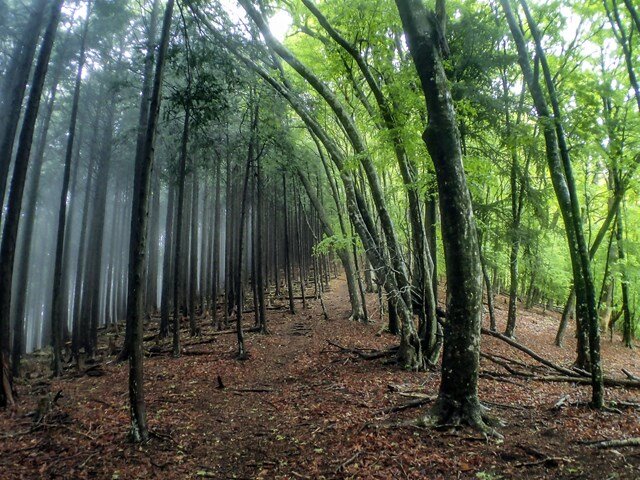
[50,11,89,372]
[234,101,259,358]
[616,207,632,348]
[189,175,199,336]
[504,0,603,407]
[396,0,489,430]
[211,158,222,328]
[0,0,48,205]
[126,0,174,442]
[160,182,176,338]
[282,174,295,315]
[255,149,267,333]
[85,92,115,356]
[172,107,190,357]
[0,0,64,407]
[10,67,61,377]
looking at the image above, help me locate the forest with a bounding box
[1,0,640,477]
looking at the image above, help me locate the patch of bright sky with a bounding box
[220,0,292,41]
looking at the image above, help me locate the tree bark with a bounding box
[0,0,49,205]
[0,0,64,407]
[396,0,488,429]
[505,0,603,407]
[126,0,174,442]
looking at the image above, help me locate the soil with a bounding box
[1,275,640,479]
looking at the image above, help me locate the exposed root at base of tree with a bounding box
[415,397,505,439]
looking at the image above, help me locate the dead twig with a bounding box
[515,456,569,468]
[379,395,436,414]
[585,437,640,449]
[336,451,363,473]
[326,340,396,360]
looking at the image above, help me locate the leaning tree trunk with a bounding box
[504,0,603,407]
[0,0,64,407]
[396,0,490,430]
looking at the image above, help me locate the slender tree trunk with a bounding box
[616,207,633,348]
[255,150,267,332]
[212,158,222,328]
[282,175,295,315]
[0,0,48,205]
[234,102,258,358]
[10,68,61,376]
[126,0,174,442]
[189,175,199,336]
[160,182,176,337]
[172,107,190,357]
[0,0,64,407]
[51,13,90,372]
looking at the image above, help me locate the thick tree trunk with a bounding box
[396,0,489,429]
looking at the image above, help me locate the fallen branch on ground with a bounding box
[379,395,436,414]
[480,352,533,377]
[481,328,582,378]
[584,437,640,448]
[327,340,397,360]
[528,375,640,388]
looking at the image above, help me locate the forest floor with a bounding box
[2,277,640,479]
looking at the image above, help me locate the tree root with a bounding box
[416,396,504,439]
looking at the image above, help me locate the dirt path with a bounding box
[2,276,640,479]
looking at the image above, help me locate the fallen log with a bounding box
[529,375,640,389]
[481,328,582,378]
